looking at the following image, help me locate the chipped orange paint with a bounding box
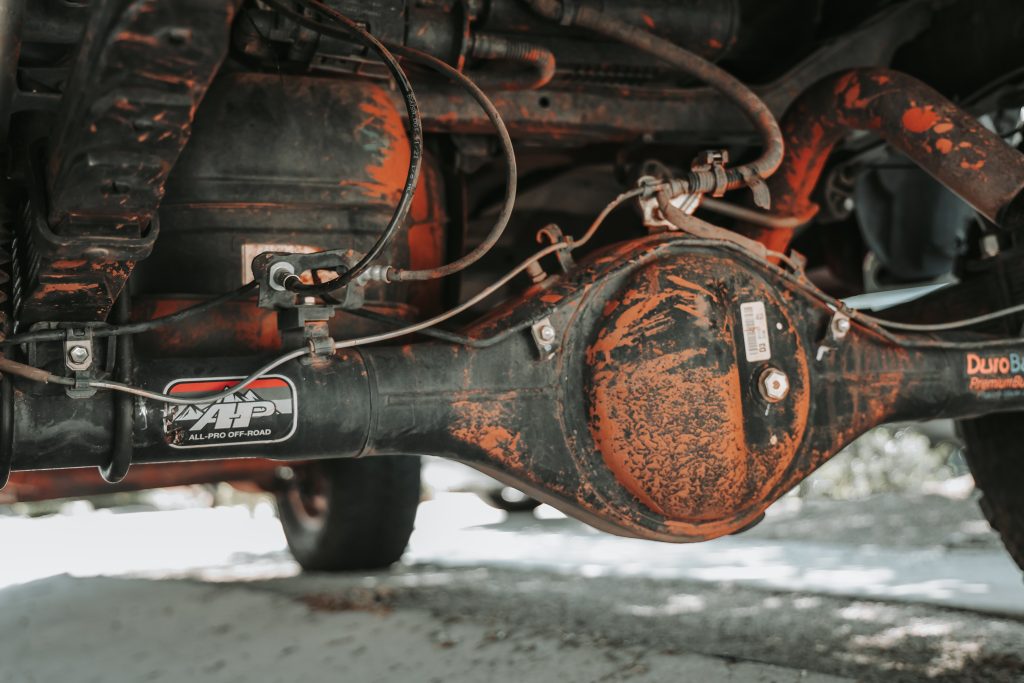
[357,85,412,202]
[50,259,87,270]
[901,105,940,133]
[450,396,525,469]
[582,254,813,537]
[744,68,1024,254]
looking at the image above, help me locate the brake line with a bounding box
[262,0,423,295]
[10,189,649,404]
[383,44,517,283]
[524,0,784,205]
[0,282,258,347]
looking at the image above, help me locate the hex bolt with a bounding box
[67,345,90,365]
[831,315,851,339]
[759,367,790,403]
[538,324,556,343]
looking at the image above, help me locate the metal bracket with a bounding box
[64,328,93,372]
[639,188,702,232]
[536,224,575,272]
[252,249,365,310]
[692,150,729,198]
[530,317,558,359]
[62,327,97,399]
[815,311,852,362]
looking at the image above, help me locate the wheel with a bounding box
[958,414,1024,572]
[480,486,541,513]
[275,456,421,572]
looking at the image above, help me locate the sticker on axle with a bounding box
[162,375,298,449]
[740,301,772,363]
[964,352,1024,398]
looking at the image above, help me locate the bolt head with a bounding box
[832,316,851,337]
[68,345,90,364]
[981,234,1000,259]
[759,367,790,402]
[539,324,556,342]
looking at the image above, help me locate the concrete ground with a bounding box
[1,475,1023,683]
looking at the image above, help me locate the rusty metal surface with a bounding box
[8,234,1024,543]
[743,68,1024,252]
[352,236,985,543]
[15,0,237,323]
[409,2,928,143]
[136,71,418,296]
[1,459,280,504]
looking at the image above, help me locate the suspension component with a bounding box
[6,235,1024,542]
[16,0,237,324]
[740,68,1024,252]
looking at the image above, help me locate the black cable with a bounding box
[346,307,532,348]
[387,44,517,282]
[524,0,784,198]
[262,0,423,294]
[0,282,258,346]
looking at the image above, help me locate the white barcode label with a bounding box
[740,301,771,362]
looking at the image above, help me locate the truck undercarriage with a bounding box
[3,0,1024,571]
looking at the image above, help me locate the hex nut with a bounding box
[67,345,90,365]
[759,367,790,402]
[538,324,556,343]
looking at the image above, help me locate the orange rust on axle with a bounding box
[743,68,1024,253]
[583,252,812,539]
[2,460,282,505]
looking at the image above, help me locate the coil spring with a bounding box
[560,64,664,86]
[0,214,13,342]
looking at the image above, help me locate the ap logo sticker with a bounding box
[163,376,298,449]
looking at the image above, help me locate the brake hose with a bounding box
[524,0,784,204]
[384,44,517,283]
[262,0,423,294]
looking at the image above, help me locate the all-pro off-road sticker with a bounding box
[163,375,298,449]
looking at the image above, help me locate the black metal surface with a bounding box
[101,294,134,483]
[18,0,237,323]
[236,0,739,82]
[134,71,422,302]
[10,236,1024,542]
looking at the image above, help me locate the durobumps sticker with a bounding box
[163,375,298,449]
[965,353,1024,398]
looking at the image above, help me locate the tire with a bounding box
[480,486,541,513]
[958,414,1024,572]
[275,456,421,572]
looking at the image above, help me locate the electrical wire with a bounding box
[856,302,1024,332]
[0,282,258,346]
[346,308,533,349]
[699,197,810,229]
[77,241,569,404]
[262,0,423,294]
[14,181,1024,405]
[571,188,647,250]
[524,0,784,196]
[86,347,311,406]
[386,44,517,282]
[55,186,645,404]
